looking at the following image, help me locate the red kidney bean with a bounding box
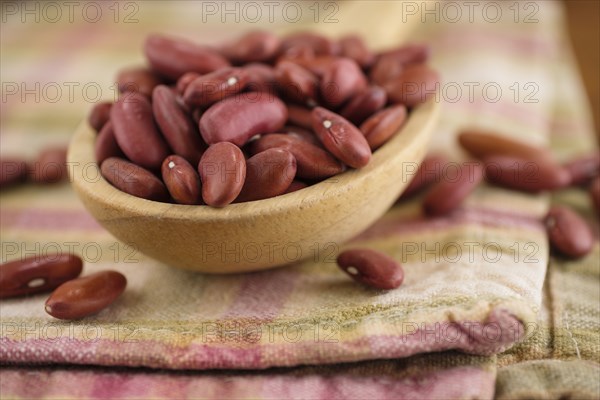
[291,55,338,77]
[320,58,367,108]
[88,102,112,132]
[0,158,29,189]
[278,43,315,63]
[275,60,319,105]
[311,107,371,168]
[458,130,554,163]
[286,104,314,130]
[176,72,201,95]
[339,35,375,69]
[152,85,206,165]
[192,108,203,124]
[162,155,202,205]
[340,86,387,125]
[45,270,127,320]
[483,155,570,193]
[281,32,340,56]
[199,92,287,146]
[0,254,83,299]
[359,104,407,150]
[95,122,125,164]
[563,151,600,186]
[370,44,430,85]
[199,142,246,207]
[370,56,406,87]
[111,92,170,170]
[377,44,430,64]
[423,162,483,216]
[400,153,449,199]
[101,157,168,201]
[144,34,230,81]
[251,134,343,180]
[284,180,308,194]
[337,248,404,290]
[29,146,68,184]
[116,66,162,98]
[590,177,600,214]
[236,148,297,203]
[384,64,440,107]
[545,205,593,258]
[223,30,281,64]
[244,63,277,93]
[281,125,321,146]
[183,67,249,108]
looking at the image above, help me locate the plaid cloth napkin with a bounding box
[1,1,598,399]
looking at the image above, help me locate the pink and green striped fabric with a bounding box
[1,1,598,399]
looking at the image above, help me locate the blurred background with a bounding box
[564,0,599,136]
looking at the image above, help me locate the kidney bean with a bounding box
[88,102,112,132]
[590,177,600,214]
[400,153,449,199]
[111,92,170,170]
[423,162,483,216]
[340,86,387,125]
[483,155,570,193]
[359,104,407,150]
[161,155,202,205]
[95,122,125,164]
[378,44,430,64]
[281,32,340,56]
[311,107,371,168]
[545,206,593,258]
[45,270,127,320]
[320,58,367,108]
[278,43,315,63]
[199,142,246,207]
[337,248,404,290]
[458,130,554,163]
[281,125,321,146]
[370,44,430,85]
[101,157,168,201]
[152,85,206,165]
[176,72,201,95]
[339,35,375,69]
[192,108,203,124]
[223,30,281,64]
[236,148,297,203]
[116,66,162,98]
[144,34,230,81]
[563,151,600,186]
[284,180,308,194]
[275,60,319,105]
[183,67,249,108]
[0,254,83,299]
[0,158,29,190]
[287,104,314,130]
[251,134,343,180]
[290,55,338,77]
[29,146,68,184]
[244,63,277,93]
[199,92,287,146]
[384,64,440,107]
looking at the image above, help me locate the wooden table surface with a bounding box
[564,0,599,141]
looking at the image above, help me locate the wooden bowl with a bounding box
[68,99,440,273]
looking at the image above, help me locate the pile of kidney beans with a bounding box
[87,31,439,207]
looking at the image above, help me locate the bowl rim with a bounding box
[68,98,440,222]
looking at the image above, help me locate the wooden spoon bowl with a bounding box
[68,99,440,273]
